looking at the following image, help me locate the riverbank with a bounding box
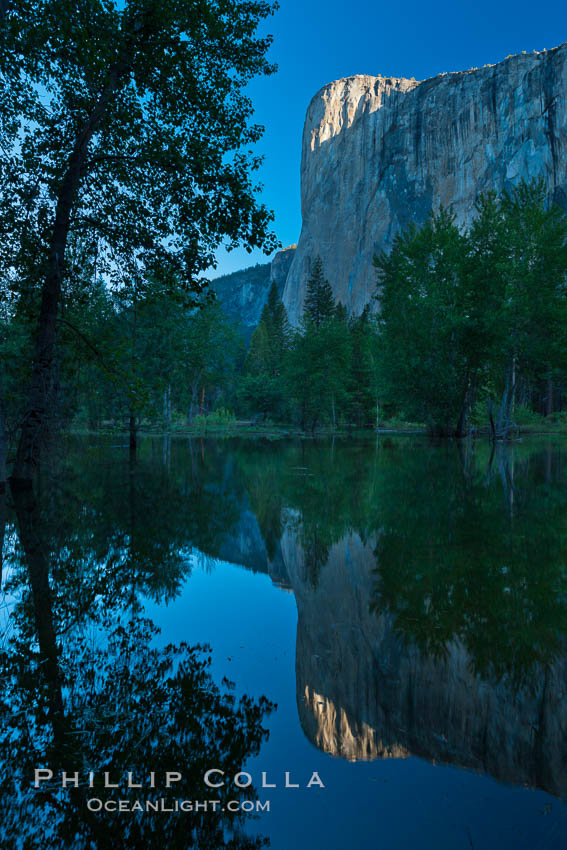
[69,411,567,440]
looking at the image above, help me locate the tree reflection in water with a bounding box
[2,434,567,844]
[370,441,567,686]
[0,449,273,850]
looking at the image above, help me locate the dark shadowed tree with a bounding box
[0,0,279,486]
[303,256,335,329]
[374,208,470,435]
[239,281,290,419]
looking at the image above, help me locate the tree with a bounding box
[491,180,567,434]
[374,183,567,437]
[1,0,279,486]
[347,306,377,426]
[303,255,335,329]
[287,314,351,432]
[283,254,351,431]
[3,471,273,849]
[178,300,244,424]
[374,208,471,435]
[239,281,290,420]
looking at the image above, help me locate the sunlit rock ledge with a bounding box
[282,42,567,323]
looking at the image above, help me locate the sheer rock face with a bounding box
[282,44,567,324]
[280,529,567,797]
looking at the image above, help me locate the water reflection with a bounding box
[1,457,274,849]
[1,435,567,847]
[223,438,567,796]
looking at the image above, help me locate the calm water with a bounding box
[2,435,567,848]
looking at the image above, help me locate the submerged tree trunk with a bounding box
[10,484,67,747]
[490,361,518,441]
[129,411,137,458]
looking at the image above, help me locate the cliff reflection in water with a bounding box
[2,435,567,848]
[227,438,567,796]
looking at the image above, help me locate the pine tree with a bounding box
[240,282,290,420]
[348,306,377,426]
[304,256,335,328]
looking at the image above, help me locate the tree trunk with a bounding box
[545,372,553,416]
[488,397,496,442]
[129,411,137,459]
[492,361,517,440]
[187,373,202,426]
[11,57,128,488]
[455,406,468,439]
[187,389,196,425]
[199,385,205,416]
[163,384,171,429]
[455,371,472,438]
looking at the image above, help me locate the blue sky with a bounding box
[212,0,567,277]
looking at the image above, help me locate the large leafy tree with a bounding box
[374,207,470,435]
[0,0,279,485]
[493,180,567,429]
[374,183,567,437]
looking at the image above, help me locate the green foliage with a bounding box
[303,256,335,328]
[239,281,290,420]
[286,312,352,431]
[375,207,471,435]
[374,180,567,436]
[192,407,236,429]
[347,306,378,426]
[240,257,379,431]
[0,0,280,294]
[0,0,280,478]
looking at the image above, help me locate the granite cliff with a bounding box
[283,43,567,323]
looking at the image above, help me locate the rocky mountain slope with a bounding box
[210,246,295,333]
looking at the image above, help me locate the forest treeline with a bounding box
[2,179,567,445]
[0,0,280,487]
[2,3,567,491]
